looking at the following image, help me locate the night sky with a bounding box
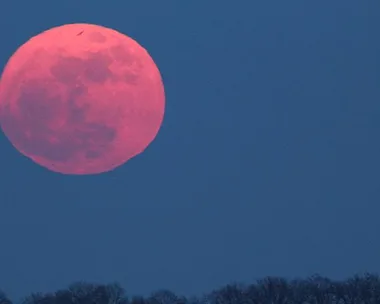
[0,1,379,301]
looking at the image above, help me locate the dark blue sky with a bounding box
[0,1,379,301]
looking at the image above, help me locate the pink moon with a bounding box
[0,23,165,174]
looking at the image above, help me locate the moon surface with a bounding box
[0,23,165,174]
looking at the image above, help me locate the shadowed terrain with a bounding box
[0,59,118,164]
[1,273,380,304]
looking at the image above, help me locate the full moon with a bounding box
[0,23,165,174]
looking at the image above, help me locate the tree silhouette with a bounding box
[5,273,380,304]
[131,295,150,304]
[206,284,246,304]
[146,290,186,304]
[21,292,56,304]
[0,291,11,304]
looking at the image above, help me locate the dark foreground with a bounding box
[1,273,380,304]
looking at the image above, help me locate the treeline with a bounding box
[1,273,380,304]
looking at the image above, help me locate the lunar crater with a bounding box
[83,53,112,83]
[9,118,117,163]
[50,52,113,85]
[9,77,117,164]
[50,56,85,83]
[88,31,107,43]
[18,80,62,125]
